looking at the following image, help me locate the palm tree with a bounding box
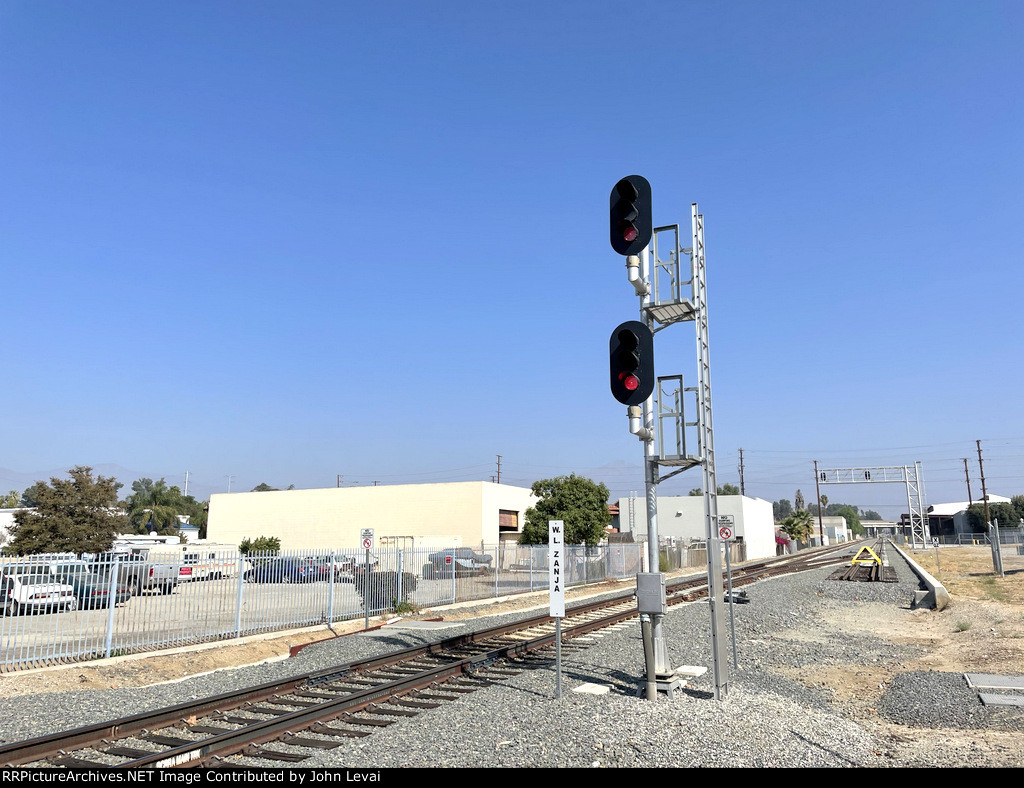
[125,478,182,535]
[782,509,814,543]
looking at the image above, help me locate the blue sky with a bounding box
[1,1,1022,517]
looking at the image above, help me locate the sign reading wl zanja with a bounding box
[549,520,565,618]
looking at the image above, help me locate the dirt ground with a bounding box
[2,548,1022,765]
[782,546,1024,764]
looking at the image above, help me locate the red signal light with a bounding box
[610,320,654,406]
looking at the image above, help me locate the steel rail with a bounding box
[0,596,634,767]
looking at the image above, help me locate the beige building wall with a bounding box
[207,482,536,551]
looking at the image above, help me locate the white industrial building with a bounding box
[924,495,1013,538]
[614,495,777,560]
[207,481,537,552]
[813,516,851,545]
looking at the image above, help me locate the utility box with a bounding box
[636,572,667,615]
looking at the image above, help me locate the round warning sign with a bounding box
[719,525,734,541]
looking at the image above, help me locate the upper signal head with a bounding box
[609,175,652,256]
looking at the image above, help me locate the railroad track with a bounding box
[0,540,858,768]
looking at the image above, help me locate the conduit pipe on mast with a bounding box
[628,404,654,441]
[626,254,650,297]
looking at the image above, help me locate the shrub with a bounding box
[239,536,281,555]
[355,571,418,610]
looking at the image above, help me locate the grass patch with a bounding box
[909,546,1024,605]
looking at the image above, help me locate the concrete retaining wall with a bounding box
[888,540,951,611]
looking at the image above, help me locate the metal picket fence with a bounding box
[0,542,646,673]
[657,540,746,571]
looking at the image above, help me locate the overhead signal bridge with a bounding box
[815,463,929,547]
[818,467,914,484]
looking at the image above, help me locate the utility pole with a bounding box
[496,455,502,484]
[226,475,235,493]
[814,460,825,545]
[977,440,990,525]
[963,458,973,508]
[977,439,1003,576]
[738,449,745,496]
[337,475,342,488]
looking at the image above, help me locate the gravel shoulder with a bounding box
[1,544,1022,768]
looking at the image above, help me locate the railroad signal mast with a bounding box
[608,175,730,701]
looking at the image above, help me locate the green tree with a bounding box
[124,478,183,535]
[191,502,209,539]
[773,499,793,521]
[124,478,209,537]
[1010,495,1024,523]
[967,502,1022,532]
[860,509,883,521]
[239,536,281,555]
[0,490,19,508]
[689,484,740,496]
[4,466,125,555]
[781,509,814,543]
[519,474,610,546]
[19,482,48,507]
[831,504,864,536]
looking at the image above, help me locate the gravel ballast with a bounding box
[1,544,1022,768]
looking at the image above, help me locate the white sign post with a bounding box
[360,529,374,630]
[549,520,565,699]
[718,515,739,669]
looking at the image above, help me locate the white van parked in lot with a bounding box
[145,543,240,581]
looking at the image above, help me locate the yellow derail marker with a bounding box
[850,545,882,566]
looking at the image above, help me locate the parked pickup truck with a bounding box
[422,547,493,579]
[100,550,192,595]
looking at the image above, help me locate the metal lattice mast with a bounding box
[907,463,929,547]
[692,205,730,699]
